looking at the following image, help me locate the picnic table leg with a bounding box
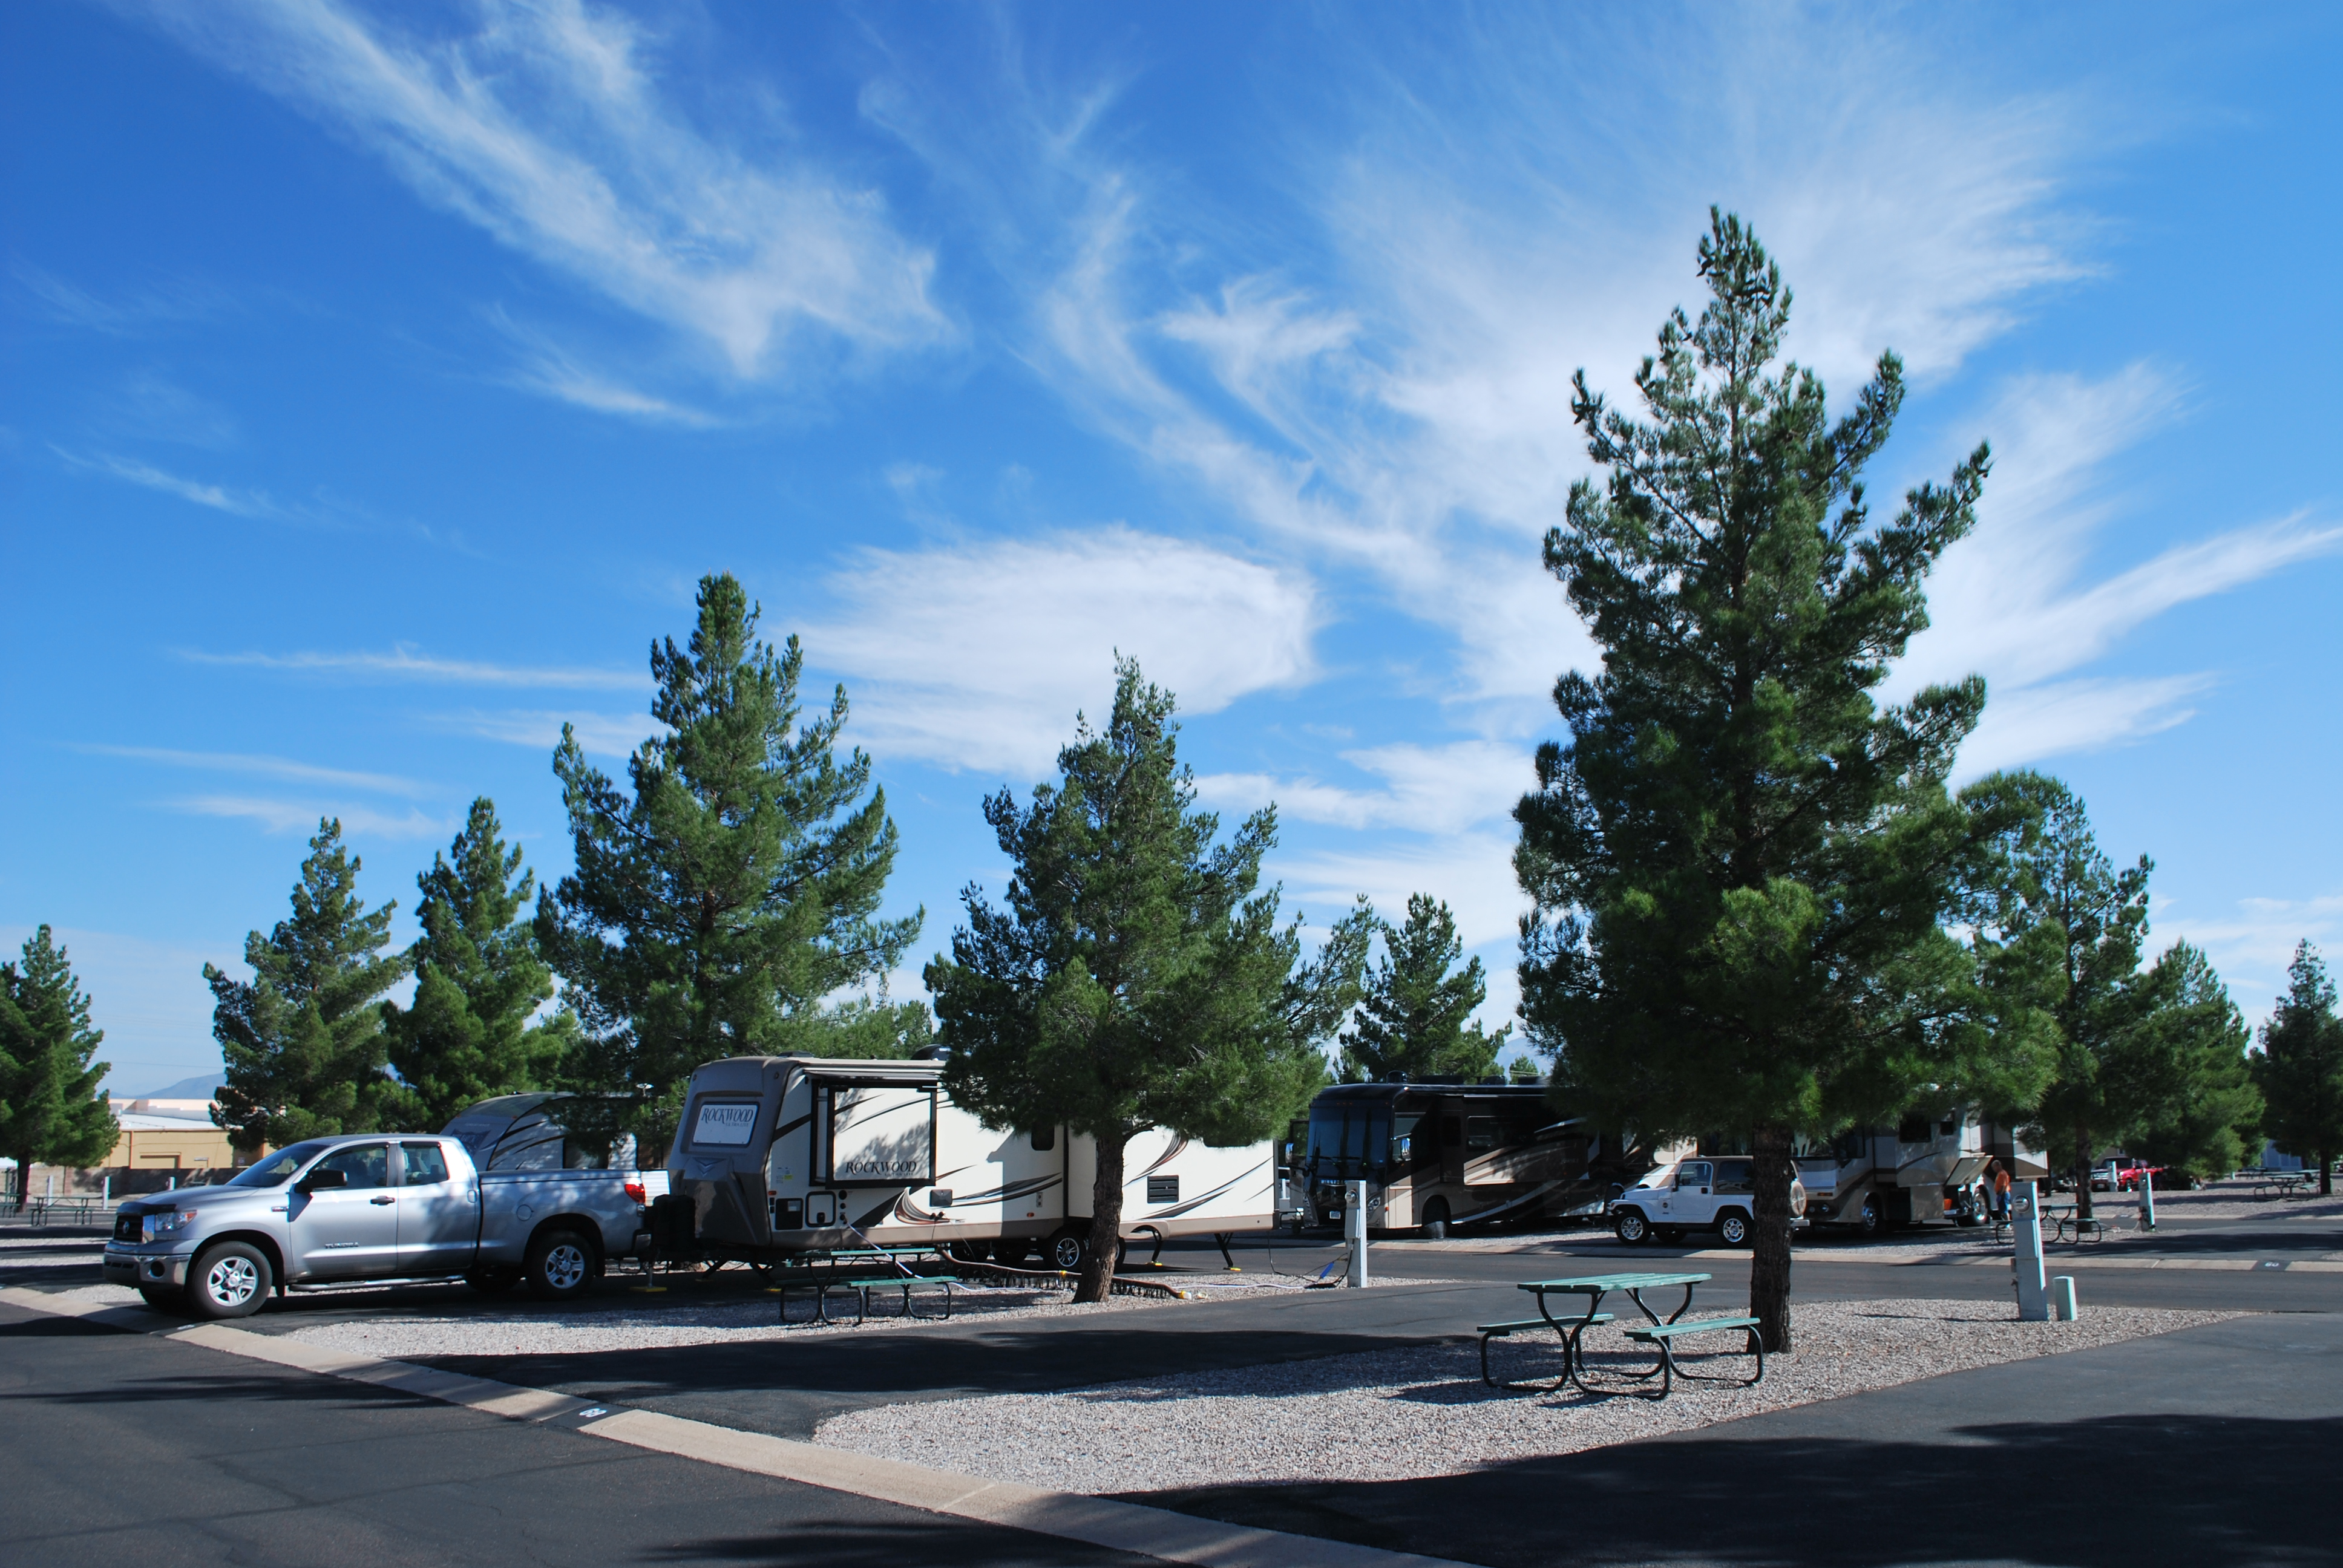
[1534,1290,1603,1395]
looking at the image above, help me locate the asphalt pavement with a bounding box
[0,1301,1155,1568]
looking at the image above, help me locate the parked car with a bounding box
[1611,1157,1807,1247]
[103,1131,658,1319]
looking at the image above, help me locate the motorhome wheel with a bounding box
[1420,1197,1451,1240]
[1717,1210,1751,1247]
[1613,1207,1649,1245]
[1857,1197,1883,1236]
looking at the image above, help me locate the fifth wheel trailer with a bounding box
[665,1055,1277,1268]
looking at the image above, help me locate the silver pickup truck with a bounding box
[103,1128,657,1319]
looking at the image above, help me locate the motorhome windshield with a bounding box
[1307,1100,1394,1179]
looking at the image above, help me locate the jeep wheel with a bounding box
[1717,1210,1752,1248]
[525,1229,597,1301]
[1613,1207,1649,1245]
[1420,1198,1451,1241]
[187,1241,271,1320]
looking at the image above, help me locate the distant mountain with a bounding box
[132,1073,226,1100]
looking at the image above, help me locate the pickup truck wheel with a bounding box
[187,1241,271,1320]
[1420,1198,1450,1240]
[1718,1210,1752,1247]
[137,1285,184,1314]
[465,1267,522,1294]
[525,1230,596,1301]
[1613,1207,1649,1245]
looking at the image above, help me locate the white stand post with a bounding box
[2051,1275,2079,1321]
[2137,1171,2157,1232]
[1344,1178,1369,1288]
[2013,1180,2048,1321]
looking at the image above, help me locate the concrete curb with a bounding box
[0,1285,1458,1568]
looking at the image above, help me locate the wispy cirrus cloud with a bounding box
[11,263,234,336]
[74,743,430,798]
[1892,365,2343,774]
[175,795,450,838]
[1199,741,1532,838]
[446,708,658,759]
[800,526,1320,777]
[131,0,946,382]
[177,644,649,691]
[53,446,283,519]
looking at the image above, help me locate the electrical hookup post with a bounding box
[2013,1181,2050,1321]
[1344,1178,1370,1288]
[2137,1170,2157,1232]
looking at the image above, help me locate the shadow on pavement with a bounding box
[1129,1412,2341,1567]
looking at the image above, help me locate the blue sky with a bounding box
[5,2,2340,1097]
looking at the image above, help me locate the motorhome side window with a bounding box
[1896,1112,1930,1143]
[1464,1116,1499,1151]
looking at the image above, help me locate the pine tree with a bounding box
[1513,211,2055,1350]
[538,573,921,1161]
[0,927,117,1207]
[381,798,571,1129]
[2123,942,2260,1184]
[2255,942,2343,1196]
[929,660,1375,1303]
[1967,774,2154,1220]
[208,819,412,1149]
[1338,894,1508,1083]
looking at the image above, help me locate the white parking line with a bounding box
[0,1287,1457,1568]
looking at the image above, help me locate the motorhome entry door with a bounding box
[817,1082,938,1187]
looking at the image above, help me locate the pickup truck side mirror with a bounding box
[298,1168,348,1192]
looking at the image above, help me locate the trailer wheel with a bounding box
[1613,1207,1650,1245]
[1045,1228,1087,1272]
[1420,1198,1450,1240]
[525,1229,597,1301]
[1717,1210,1752,1247]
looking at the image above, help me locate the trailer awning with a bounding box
[794,1060,942,1089]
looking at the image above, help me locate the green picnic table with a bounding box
[1486,1271,1761,1399]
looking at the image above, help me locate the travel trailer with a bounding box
[1297,1082,1657,1236]
[665,1056,1277,1269]
[1794,1111,2048,1233]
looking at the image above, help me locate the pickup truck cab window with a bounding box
[398,1142,450,1185]
[312,1143,392,1189]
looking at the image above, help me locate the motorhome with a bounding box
[1298,1082,1654,1237]
[665,1055,1277,1269]
[1794,1111,2048,1233]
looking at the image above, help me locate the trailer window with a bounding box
[1029,1126,1054,1151]
[692,1100,760,1148]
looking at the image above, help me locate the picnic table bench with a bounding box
[2040,1205,2110,1243]
[770,1267,957,1324]
[1480,1271,1761,1399]
[2258,1171,2318,1200]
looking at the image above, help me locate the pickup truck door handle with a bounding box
[369,1195,396,1205]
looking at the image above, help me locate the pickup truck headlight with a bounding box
[143,1210,198,1241]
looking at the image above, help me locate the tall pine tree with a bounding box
[2124,942,2260,1184]
[930,661,1375,1303]
[1513,212,2053,1350]
[208,819,411,1149]
[1338,893,1509,1083]
[538,573,921,1160]
[0,927,117,1206]
[382,798,572,1129]
[2255,942,2343,1196]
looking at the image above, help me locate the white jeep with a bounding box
[1611,1157,1806,1247]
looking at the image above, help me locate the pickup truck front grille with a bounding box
[113,1211,144,1243]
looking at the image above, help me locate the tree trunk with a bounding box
[2074,1134,2093,1221]
[1749,1122,1795,1353]
[2322,1147,2333,1199]
[1075,1131,1126,1304]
